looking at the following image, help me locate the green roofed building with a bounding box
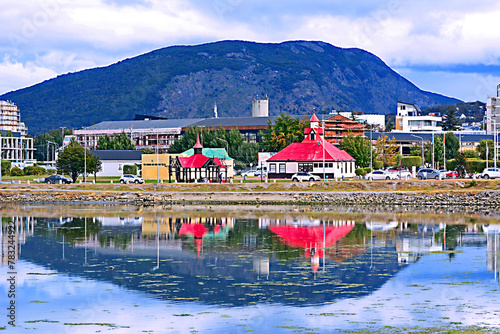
[181,147,234,178]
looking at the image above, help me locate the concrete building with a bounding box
[252,98,269,117]
[0,101,34,163]
[394,102,442,132]
[486,84,500,135]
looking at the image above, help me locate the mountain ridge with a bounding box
[0,40,461,134]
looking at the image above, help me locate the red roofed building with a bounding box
[169,133,227,182]
[324,114,366,144]
[266,115,355,180]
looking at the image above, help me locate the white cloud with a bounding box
[0,57,57,94]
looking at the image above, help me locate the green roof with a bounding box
[181,148,233,160]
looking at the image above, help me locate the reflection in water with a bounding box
[1,209,500,309]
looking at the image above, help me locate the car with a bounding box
[44,174,72,184]
[387,167,412,178]
[291,172,321,182]
[120,174,145,184]
[439,170,459,179]
[241,170,256,177]
[481,167,500,179]
[366,170,398,180]
[417,168,441,180]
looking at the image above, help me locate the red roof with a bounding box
[310,113,320,122]
[178,155,209,168]
[267,136,354,162]
[178,155,227,168]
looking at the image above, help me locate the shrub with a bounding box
[363,167,372,174]
[355,168,367,176]
[374,160,383,170]
[123,164,137,175]
[23,165,47,176]
[10,166,24,176]
[400,156,422,169]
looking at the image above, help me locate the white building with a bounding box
[252,98,269,117]
[90,150,142,177]
[0,101,34,163]
[394,102,442,132]
[486,84,500,135]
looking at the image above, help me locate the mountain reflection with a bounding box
[2,211,499,306]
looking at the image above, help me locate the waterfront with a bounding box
[1,204,499,333]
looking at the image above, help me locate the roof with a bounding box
[83,118,203,131]
[267,136,354,162]
[193,132,203,149]
[90,150,143,161]
[191,116,280,128]
[310,114,319,122]
[182,148,233,160]
[178,155,227,169]
[327,114,358,122]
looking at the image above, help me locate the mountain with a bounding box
[1,40,461,134]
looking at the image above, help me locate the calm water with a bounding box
[1,204,500,333]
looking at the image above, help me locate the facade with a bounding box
[181,147,234,178]
[74,116,280,150]
[486,84,500,135]
[322,114,366,144]
[142,153,179,181]
[169,135,228,183]
[0,101,34,163]
[90,150,142,177]
[338,112,386,130]
[395,102,442,132]
[266,123,356,180]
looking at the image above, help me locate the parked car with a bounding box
[291,172,321,182]
[417,168,441,180]
[366,170,398,180]
[439,170,459,179]
[120,174,145,184]
[481,167,500,179]
[387,167,412,178]
[44,174,72,184]
[240,170,255,177]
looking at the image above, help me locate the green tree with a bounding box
[1,160,11,176]
[34,128,73,161]
[454,151,469,177]
[375,135,399,167]
[476,139,494,160]
[168,127,199,153]
[424,135,444,168]
[96,132,135,150]
[444,132,460,160]
[337,133,375,168]
[442,107,460,131]
[57,140,101,183]
[259,113,309,152]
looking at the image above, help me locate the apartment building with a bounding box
[394,102,442,132]
[486,84,500,135]
[0,101,34,163]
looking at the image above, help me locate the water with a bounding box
[1,204,499,333]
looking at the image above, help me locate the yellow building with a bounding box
[142,153,180,181]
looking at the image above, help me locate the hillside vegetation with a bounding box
[1,40,461,134]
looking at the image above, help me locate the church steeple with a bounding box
[193,132,203,155]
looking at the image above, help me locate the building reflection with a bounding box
[1,216,35,264]
[484,225,500,281]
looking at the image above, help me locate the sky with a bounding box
[1,0,500,102]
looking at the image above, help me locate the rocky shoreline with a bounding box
[2,188,500,208]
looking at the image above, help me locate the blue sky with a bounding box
[1,0,500,102]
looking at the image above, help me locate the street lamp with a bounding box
[150,129,159,184]
[411,134,424,167]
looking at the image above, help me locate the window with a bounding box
[118,164,122,171]
[269,164,276,173]
[329,163,333,168]
[298,163,313,172]
[279,164,286,173]
[314,163,318,168]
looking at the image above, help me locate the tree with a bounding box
[57,140,101,183]
[168,126,199,153]
[375,135,399,167]
[337,133,376,168]
[34,128,73,161]
[259,113,309,152]
[424,135,444,168]
[96,132,135,150]
[476,139,494,160]
[442,107,460,131]
[444,132,460,160]
[454,151,469,177]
